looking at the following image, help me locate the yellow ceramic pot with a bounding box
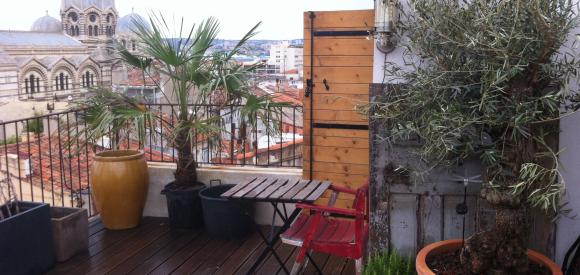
[91,150,149,230]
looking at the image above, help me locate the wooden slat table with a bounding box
[222,177,330,275]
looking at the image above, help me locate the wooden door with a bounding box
[303,10,374,207]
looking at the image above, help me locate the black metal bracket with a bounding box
[305,79,314,98]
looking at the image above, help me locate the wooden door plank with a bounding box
[304,55,374,67]
[305,135,369,149]
[303,147,369,165]
[305,67,373,84]
[304,10,375,29]
[304,162,369,175]
[304,39,373,56]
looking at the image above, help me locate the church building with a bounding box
[0,0,149,102]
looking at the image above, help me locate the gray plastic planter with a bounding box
[50,207,88,262]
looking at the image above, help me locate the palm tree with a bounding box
[81,14,288,189]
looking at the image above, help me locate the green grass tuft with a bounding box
[364,250,416,275]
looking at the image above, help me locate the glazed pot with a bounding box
[416,239,562,275]
[91,150,149,230]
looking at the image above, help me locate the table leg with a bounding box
[246,204,301,275]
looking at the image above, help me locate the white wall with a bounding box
[144,163,301,226]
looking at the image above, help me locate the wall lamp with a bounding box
[374,0,399,53]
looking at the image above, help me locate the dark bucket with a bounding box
[162,183,204,229]
[200,184,254,239]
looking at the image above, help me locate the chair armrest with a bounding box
[329,184,357,195]
[297,203,359,217]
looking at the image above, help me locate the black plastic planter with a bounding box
[0,201,55,275]
[200,184,254,239]
[162,182,204,229]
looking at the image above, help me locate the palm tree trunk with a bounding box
[174,127,198,187]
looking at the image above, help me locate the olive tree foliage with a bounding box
[363,0,580,212]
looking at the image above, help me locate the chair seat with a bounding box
[280,213,356,247]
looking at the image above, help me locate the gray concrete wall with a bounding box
[144,163,301,226]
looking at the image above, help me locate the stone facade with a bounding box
[0,0,145,102]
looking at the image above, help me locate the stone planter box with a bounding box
[0,201,55,274]
[50,207,88,262]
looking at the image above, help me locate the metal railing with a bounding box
[0,104,303,216]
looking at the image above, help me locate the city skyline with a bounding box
[0,0,373,40]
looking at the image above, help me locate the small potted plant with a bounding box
[366,0,579,274]
[82,14,288,229]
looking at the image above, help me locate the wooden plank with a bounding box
[304,55,373,67]
[306,181,332,202]
[172,238,237,274]
[307,83,369,95]
[105,230,201,274]
[304,127,369,139]
[232,178,269,198]
[242,178,279,199]
[268,179,301,199]
[389,194,419,258]
[420,195,443,248]
[212,232,263,275]
[126,230,204,274]
[443,195,477,240]
[305,135,369,149]
[304,162,369,175]
[256,243,296,275]
[222,177,258,198]
[304,10,374,29]
[305,172,368,189]
[305,67,373,84]
[293,180,322,201]
[144,233,212,274]
[304,39,373,56]
[303,93,369,112]
[257,179,290,199]
[48,218,159,275]
[303,147,369,165]
[281,180,312,200]
[66,218,169,274]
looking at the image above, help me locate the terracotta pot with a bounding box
[91,150,149,230]
[416,239,562,275]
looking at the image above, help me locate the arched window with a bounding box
[93,26,99,36]
[65,75,69,90]
[54,76,59,90]
[88,26,92,36]
[25,74,42,94]
[75,26,79,36]
[59,73,65,91]
[82,70,96,88]
[131,41,136,51]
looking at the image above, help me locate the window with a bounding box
[93,26,99,36]
[89,14,97,22]
[68,12,78,22]
[83,71,96,88]
[131,41,136,51]
[25,74,40,93]
[88,26,92,36]
[59,73,65,90]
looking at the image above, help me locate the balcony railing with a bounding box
[0,104,303,217]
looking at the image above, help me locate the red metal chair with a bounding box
[280,182,369,275]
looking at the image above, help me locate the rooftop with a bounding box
[0,31,84,47]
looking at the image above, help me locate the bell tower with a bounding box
[60,0,118,48]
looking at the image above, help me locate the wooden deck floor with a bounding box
[46,217,355,275]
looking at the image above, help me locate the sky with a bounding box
[0,0,373,40]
